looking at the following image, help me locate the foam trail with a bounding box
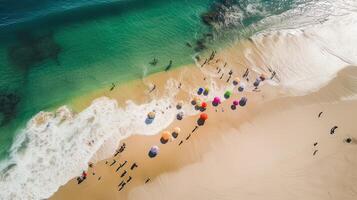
[0,90,196,199]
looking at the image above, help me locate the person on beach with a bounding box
[110,83,115,91]
[165,60,173,71]
[227,75,231,83]
[118,180,124,187]
[201,58,208,67]
[149,84,156,93]
[313,150,318,156]
[220,73,224,79]
[271,71,276,79]
[130,163,138,170]
[179,140,183,146]
[243,68,249,78]
[145,178,151,184]
[330,126,338,135]
[127,176,132,183]
[192,126,198,133]
[119,183,126,191]
[345,137,353,143]
[186,134,191,140]
[318,112,323,118]
[114,143,126,156]
[229,69,233,76]
[116,160,127,171]
[110,159,117,166]
[121,170,127,178]
[150,58,158,66]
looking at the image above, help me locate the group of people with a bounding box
[81,47,278,193]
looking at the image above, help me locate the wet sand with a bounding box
[51,40,357,200]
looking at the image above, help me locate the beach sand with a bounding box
[51,40,357,200]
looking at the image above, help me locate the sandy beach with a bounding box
[51,38,357,200]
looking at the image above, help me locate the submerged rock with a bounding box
[0,92,21,126]
[7,30,61,71]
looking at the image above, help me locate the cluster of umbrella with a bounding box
[148,127,181,158]
[147,73,266,158]
[197,87,210,96]
[191,97,209,111]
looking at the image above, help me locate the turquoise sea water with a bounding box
[0,0,296,160]
[0,0,215,159]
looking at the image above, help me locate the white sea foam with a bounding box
[245,0,357,95]
[0,78,198,199]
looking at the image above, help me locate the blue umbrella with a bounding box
[239,97,247,107]
[197,88,204,95]
[148,146,159,158]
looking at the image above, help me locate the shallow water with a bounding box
[0,0,215,158]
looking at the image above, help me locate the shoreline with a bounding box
[51,65,357,199]
[51,34,357,199]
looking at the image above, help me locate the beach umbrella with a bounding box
[200,113,208,121]
[147,111,156,119]
[198,87,204,95]
[233,77,240,86]
[148,146,159,158]
[161,131,171,141]
[253,79,261,87]
[176,101,183,109]
[201,102,207,108]
[212,96,221,106]
[224,91,232,99]
[174,127,181,133]
[191,97,199,105]
[239,97,247,107]
[172,127,181,138]
[233,100,239,106]
[203,88,209,96]
[176,111,184,120]
[238,83,245,92]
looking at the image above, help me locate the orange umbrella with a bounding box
[200,113,208,121]
[161,131,171,141]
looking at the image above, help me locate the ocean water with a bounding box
[0,0,357,199]
[0,0,214,158]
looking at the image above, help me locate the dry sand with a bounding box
[51,40,357,200]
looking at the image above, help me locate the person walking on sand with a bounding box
[130,163,138,170]
[330,126,338,135]
[110,159,117,166]
[192,126,198,133]
[127,176,132,183]
[120,170,127,178]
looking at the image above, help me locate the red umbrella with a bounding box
[200,113,208,121]
[201,102,207,108]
